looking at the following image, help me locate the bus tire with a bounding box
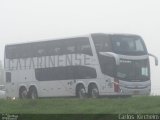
[76,84,86,99]
[88,84,99,98]
[28,87,38,99]
[19,87,28,99]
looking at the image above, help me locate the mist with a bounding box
[0,0,160,94]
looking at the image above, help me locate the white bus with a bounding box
[4,33,158,99]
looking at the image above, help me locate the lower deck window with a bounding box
[35,66,97,81]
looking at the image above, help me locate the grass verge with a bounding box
[0,96,160,114]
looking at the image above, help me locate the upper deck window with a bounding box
[91,34,112,52]
[5,37,93,59]
[111,35,147,55]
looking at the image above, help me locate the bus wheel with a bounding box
[28,87,38,99]
[77,85,86,99]
[19,87,28,99]
[89,84,99,98]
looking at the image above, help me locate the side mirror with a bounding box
[99,52,120,65]
[148,53,158,66]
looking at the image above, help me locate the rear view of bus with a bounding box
[92,33,158,95]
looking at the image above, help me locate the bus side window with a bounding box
[81,44,92,55]
[51,40,63,55]
[94,42,103,52]
[99,56,115,77]
[92,34,112,52]
[54,47,61,55]
[66,46,75,54]
[63,39,76,54]
[6,72,11,83]
[73,66,97,79]
[76,38,93,56]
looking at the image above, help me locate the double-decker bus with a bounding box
[4,33,158,99]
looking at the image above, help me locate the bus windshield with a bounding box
[116,59,150,81]
[111,35,147,55]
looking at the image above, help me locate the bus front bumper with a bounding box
[119,85,151,95]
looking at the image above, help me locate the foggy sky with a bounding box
[0,0,160,94]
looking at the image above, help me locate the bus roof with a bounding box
[5,33,141,47]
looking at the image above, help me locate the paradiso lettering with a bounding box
[6,54,95,71]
